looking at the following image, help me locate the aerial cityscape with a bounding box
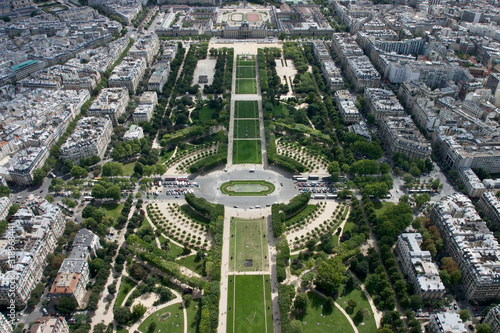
[1,0,500,332]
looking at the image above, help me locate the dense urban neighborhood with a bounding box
[2,0,500,332]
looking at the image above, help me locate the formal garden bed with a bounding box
[220,180,275,196]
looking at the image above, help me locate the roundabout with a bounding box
[220,180,275,196]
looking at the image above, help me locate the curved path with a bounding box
[312,289,359,333]
[347,269,382,328]
[128,289,187,333]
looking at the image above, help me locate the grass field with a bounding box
[237,54,255,66]
[233,140,262,164]
[186,298,201,332]
[230,217,268,272]
[373,202,395,217]
[115,276,137,310]
[227,275,273,333]
[176,254,205,276]
[298,293,354,333]
[284,204,317,228]
[198,105,217,122]
[235,119,260,139]
[221,180,275,196]
[123,162,135,176]
[236,79,257,94]
[236,66,256,78]
[235,101,258,118]
[99,203,123,220]
[338,283,377,333]
[138,303,183,333]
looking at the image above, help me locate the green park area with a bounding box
[236,66,256,78]
[235,79,257,94]
[235,119,260,139]
[298,293,354,333]
[235,101,258,118]
[221,180,275,196]
[233,140,262,164]
[227,275,273,333]
[230,217,269,272]
[138,303,184,333]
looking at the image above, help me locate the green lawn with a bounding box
[235,101,258,118]
[343,221,356,233]
[99,203,123,220]
[233,140,262,164]
[236,79,257,94]
[237,55,255,66]
[115,276,137,310]
[227,275,273,333]
[160,149,175,164]
[235,119,260,139]
[229,217,269,272]
[230,217,268,272]
[284,204,317,228]
[298,292,354,333]
[176,254,205,276]
[197,105,217,123]
[373,202,395,217]
[138,303,184,333]
[116,326,128,333]
[159,235,185,257]
[236,66,256,78]
[338,284,377,333]
[186,298,201,333]
[123,162,135,176]
[221,180,275,196]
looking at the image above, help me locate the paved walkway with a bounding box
[218,208,232,333]
[347,269,382,328]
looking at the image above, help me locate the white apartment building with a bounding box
[395,233,445,299]
[0,146,49,185]
[378,116,431,160]
[88,87,129,124]
[483,179,500,194]
[411,97,440,132]
[108,57,146,93]
[346,56,380,91]
[320,59,344,91]
[123,125,144,141]
[458,167,487,198]
[140,91,158,105]
[133,103,154,123]
[428,313,467,333]
[478,192,500,228]
[364,88,405,121]
[0,196,65,306]
[148,64,169,92]
[334,90,360,123]
[129,33,160,65]
[60,116,113,163]
[0,196,10,221]
[431,193,500,301]
[485,305,500,333]
[0,312,12,333]
[49,228,99,307]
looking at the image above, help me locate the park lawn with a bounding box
[284,204,317,228]
[373,202,395,218]
[233,140,262,164]
[198,105,217,123]
[236,79,257,94]
[235,119,260,139]
[235,101,258,118]
[159,235,184,257]
[236,66,256,78]
[176,254,205,276]
[123,162,135,176]
[230,217,268,272]
[338,284,377,333]
[115,276,137,310]
[138,303,184,333]
[237,54,255,66]
[221,180,275,196]
[343,220,356,233]
[227,275,272,333]
[99,203,123,220]
[297,292,354,333]
[116,326,128,333]
[180,204,210,224]
[186,298,201,332]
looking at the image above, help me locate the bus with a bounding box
[292,175,302,180]
[296,177,308,182]
[84,196,93,201]
[313,194,326,199]
[308,175,320,180]
[165,177,176,181]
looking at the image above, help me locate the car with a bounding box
[256,205,261,208]
[51,313,56,316]
[249,206,254,209]
[454,304,458,310]
[40,189,43,193]
[473,308,479,311]
[175,195,179,198]
[234,205,238,208]
[449,305,453,310]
